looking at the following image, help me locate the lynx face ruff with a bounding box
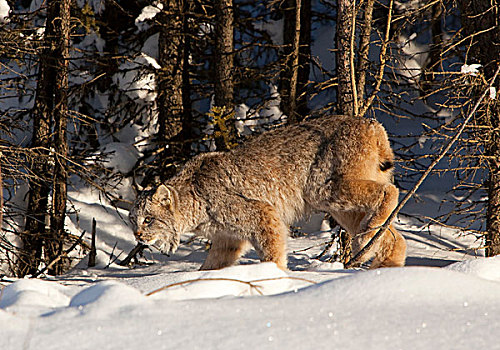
[129,115,406,270]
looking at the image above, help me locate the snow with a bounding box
[100,142,141,174]
[135,1,163,31]
[445,255,500,282]
[113,53,160,102]
[0,0,9,23]
[2,259,500,349]
[460,64,482,76]
[235,84,285,135]
[490,86,497,100]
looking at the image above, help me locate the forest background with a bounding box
[0,0,499,277]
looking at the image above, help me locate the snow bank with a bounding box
[69,281,147,316]
[2,266,500,350]
[0,279,70,316]
[147,262,305,300]
[445,256,500,282]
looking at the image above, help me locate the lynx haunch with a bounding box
[129,115,406,270]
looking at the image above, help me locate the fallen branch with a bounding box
[145,276,317,297]
[346,64,500,268]
[119,243,147,266]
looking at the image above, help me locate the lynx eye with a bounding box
[143,217,155,225]
[380,161,394,172]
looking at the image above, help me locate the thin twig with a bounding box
[32,229,87,278]
[145,276,317,297]
[346,65,500,268]
[104,241,121,269]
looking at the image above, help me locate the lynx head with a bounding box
[129,184,181,255]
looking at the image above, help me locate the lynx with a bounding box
[129,115,406,270]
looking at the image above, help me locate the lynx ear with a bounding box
[153,184,173,207]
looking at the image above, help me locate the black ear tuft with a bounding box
[380,161,394,172]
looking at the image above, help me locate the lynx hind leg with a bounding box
[248,202,288,270]
[369,225,406,269]
[200,238,249,270]
[328,180,405,268]
[354,184,406,268]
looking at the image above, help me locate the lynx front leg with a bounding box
[327,180,406,268]
[248,202,288,270]
[200,238,249,270]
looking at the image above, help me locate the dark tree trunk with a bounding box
[279,0,311,124]
[213,0,237,150]
[356,0,375,102]
[154,0,193,181]
[335,0,356,116]
[20,0,71,277]
[487,142,500,257]
[157,0,185,143]
[20,111,50,276]
[47,0,70,274]
[422,2,443,93]
[459,0,500,256]
[297,0,311,120]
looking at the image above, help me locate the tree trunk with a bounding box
[459,0,500,256]
[335,0,356,116]
[47,0,70,274]
[356,0,375,102]
[279,0,311,123]
[20,0,71,277]
[19,112,50,276]
[157,0,184,143]
[155,0,191,181]
[213,0,237,150]
[297,0,311,120]
[421,2,443,93]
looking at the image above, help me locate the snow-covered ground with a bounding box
[1,185,499,350]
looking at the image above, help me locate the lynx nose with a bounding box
[135,230,144,241]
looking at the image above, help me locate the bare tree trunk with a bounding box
[459,0,500,256]
[336,0,356,116]
[213,0,237,150]
[279,0,311,123]
[155,0,191,181]
[47,0,70,274]
[356,0,375,102]
[0,152,3,232]
[157,0,184,143]
[297,0,311,120]
[20,113,50,276]
[422,2,443,93]
[20,0,71,277]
